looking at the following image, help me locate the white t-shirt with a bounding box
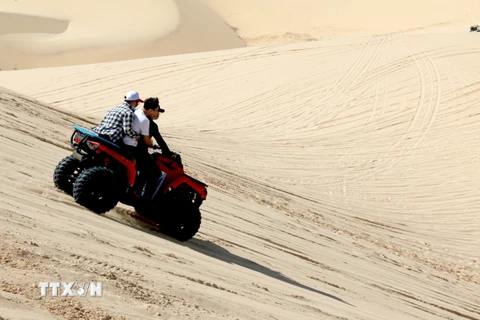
[123,108,150,147]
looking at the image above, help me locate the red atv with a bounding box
[53,126,208,241]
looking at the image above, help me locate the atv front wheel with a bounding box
[73,167,120,214]
[160,203,202,242]
[53,155,82,195]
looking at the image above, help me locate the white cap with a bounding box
[124,91,144,102]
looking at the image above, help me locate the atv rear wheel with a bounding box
[160,203,201,242]
[53,155,82,195]
[73,167,120,214]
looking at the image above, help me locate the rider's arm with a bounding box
[123,111,140,138]
[139,118,153,146]
[142,135,153,147]
[150,120,172,155]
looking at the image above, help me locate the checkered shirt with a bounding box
[91,102,140,143]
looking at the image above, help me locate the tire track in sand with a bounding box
[304,37,381,122]
[341,34,442,183]
[326,35,391,122]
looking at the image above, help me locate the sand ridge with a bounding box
[201,0,480,44]
[0,0,245,70]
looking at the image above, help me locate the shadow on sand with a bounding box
[102,210,353,307]
[184,238,353,306]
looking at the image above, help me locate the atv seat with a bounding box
[73,126,135,161]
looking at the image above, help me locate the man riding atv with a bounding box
[92,91,142,147]
[121,97,165,199]
[138,97,172,156]
[92,92,168,199]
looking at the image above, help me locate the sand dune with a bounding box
[201,0,480,44]
[1,30,480,319]
[0,0,244,70]
[1,0,480,319]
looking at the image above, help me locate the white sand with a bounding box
[0,1,479,319]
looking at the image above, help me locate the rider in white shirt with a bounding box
[123,108,150,147]
[123,98,162,197]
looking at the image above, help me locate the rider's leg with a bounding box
[142,154,162,197]
[133,148,153,195]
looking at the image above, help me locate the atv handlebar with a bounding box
[151,145,177,159]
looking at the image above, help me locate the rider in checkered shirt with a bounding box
[92,91,143,145]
